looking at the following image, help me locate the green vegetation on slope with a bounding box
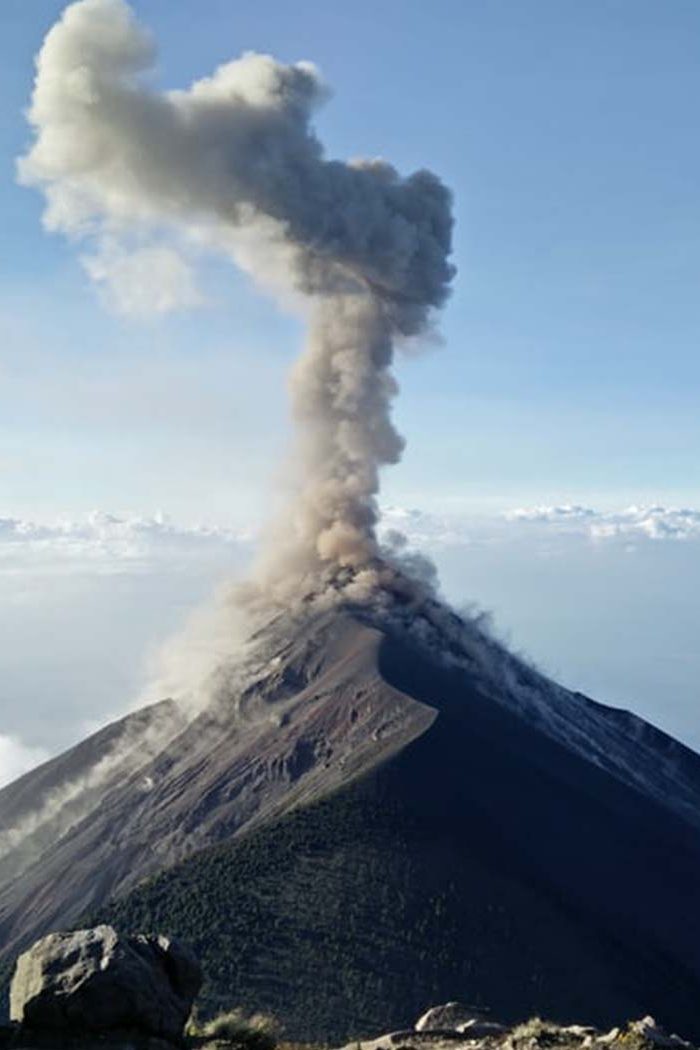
[4,695,697,1043]
[90,780,474,1041]
[82,735,640,1046]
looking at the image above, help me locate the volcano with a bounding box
[2,595,700,1042]
[12,3,700,1043]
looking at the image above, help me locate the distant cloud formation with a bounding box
[0,512,253,572]
[0,504,698,578]
[0,735,49,789]
[588,507,700,541]
[504,504,596,524]
[378,506,473,548]
[505,504,700,542]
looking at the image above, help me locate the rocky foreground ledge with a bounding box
[341,1003,694,1050]
[1,928,696,1050]
[1,1005,695,1050]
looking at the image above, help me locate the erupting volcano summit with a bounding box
[4,0,700,1044]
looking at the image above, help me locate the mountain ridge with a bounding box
[2,598,700,1040]
[92,632,700,1040]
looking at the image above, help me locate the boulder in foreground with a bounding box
[10,925,201,1042]
[415,1003,489,1032]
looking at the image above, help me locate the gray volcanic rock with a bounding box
[10,925,200,1040]
[628,1018,692,1049]
[342,1015,694,1050]
[415,1003,488,1032]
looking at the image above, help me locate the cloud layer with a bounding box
[505,504,700,542]
[0,512,253,573]
[0,503,698,579]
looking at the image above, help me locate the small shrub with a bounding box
[188,1008,279,1050]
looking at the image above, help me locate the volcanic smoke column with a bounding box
[20,0,454,598]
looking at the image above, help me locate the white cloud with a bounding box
[505,504,700,542]
[0,734,48,789]
[504,504,596,524]
[589,506,700,541]
[2,505,698,582]
[0,511,254,574]
[381,502,700,550]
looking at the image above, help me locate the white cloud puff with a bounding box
[0,734,48,789]
[504,505,596,524]
[589,506,700,541]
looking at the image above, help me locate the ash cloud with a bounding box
[20,0,454,602]
[83,240,204,317]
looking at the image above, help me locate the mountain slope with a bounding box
[0,699,186,889]
[0,610,435,961]
[91,620,700,1042]
[2,600,700,1040]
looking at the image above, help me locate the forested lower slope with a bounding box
[92,685,700,1044]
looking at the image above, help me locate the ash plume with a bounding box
[20,0,454,607]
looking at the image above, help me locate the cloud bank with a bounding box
[0,503,698,580]
[0,512,253,573]
[505,504,700,542]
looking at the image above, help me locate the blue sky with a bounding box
[0,1,698,774]
[3,0,699,518]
